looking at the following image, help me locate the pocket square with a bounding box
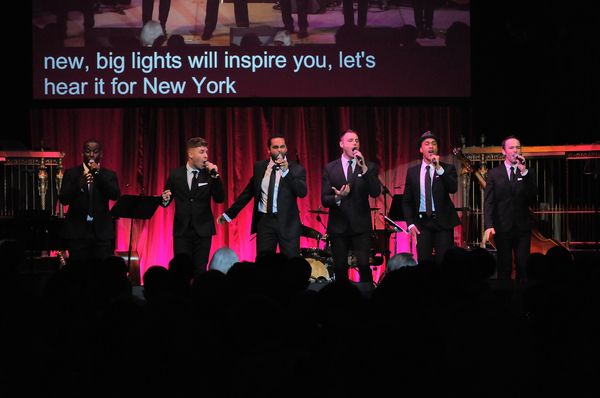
[198,182,208,187]
[517,178,523,181]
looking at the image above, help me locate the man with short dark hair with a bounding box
[59,139,121,263]
[321,129,381,282]
[402,131,460,263]
[484,136,537,280]
[161,137,224,275]
[217,134,307,259]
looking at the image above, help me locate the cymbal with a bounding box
[308,209,328,214]
[301,225,323,239]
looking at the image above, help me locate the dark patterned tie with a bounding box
[346,159,353,183]
[267,165,277,217]
[425,166,433,217]
[191,170,198,194]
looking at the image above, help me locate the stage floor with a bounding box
[32,1,470,47]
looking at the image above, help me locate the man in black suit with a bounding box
[217,134,307,259]
[280,0,309,38]
[161,137,225,276]
[321,129,381,282]
[484,136,537,280]
[201,0,249,40]
[59,139,121,263]
[402,131,460,263]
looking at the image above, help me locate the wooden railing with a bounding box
[1,150,65,217]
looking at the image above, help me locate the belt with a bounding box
[260,212,278,218]
[418,212,436,219]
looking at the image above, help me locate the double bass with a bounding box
[453,147,563,254]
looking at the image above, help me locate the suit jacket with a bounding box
[402,161,461,230]
[484,164,537,233]
[162,166,225,237]
[224,159,307,239]
[59,164,121,241]
[321,158,381,234]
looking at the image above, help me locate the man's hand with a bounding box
[275,157,288,172]
[410,225,420,243]
[79,172,94,188]
[216,214,227,225]
[161,190,172,202]
[483,228,495,243]
[205,161,219,177]
[333,184,350,200]
[353,150,368,173]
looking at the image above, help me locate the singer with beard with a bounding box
[402,131,460,263]
[161,137,225,276]
[58,139,121,264]
[217,134,307,259]
[321,129,381,282]
[484,136,537,281]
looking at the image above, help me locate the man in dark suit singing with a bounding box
[59,139,121,263]
[321,129,381,282]
[217,134,307,259]
[161,137,225,276]
[484,136,537,281]
[402,131,460,263]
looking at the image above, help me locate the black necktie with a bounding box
[425,166,432,216]
[267,165,277,217]
[346,160,353,183]
[191,170,198,194]
[88,182,94,218]
[510,166,515,188]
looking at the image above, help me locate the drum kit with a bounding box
[300,206,385,283]
[301,209,332,282]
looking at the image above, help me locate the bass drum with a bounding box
[305,258,329,281]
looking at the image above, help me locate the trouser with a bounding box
[255,213,301,259]
[330,229,373,282]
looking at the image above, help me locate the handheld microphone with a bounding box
[205,161,219,177]
[352,148,363,165]
[514,154,525,165]
[428,149,437,165]
[88,159,98,175]
[273,154,283,170]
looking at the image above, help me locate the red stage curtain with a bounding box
[30,106,470,282]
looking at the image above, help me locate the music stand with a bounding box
[385,194,411,255]
[387,194,405,222]
[111,195,162,283]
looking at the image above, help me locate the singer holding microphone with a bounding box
[217,134,307,259]
[161,137,225,276]
[402,131,460,264]
[483,136,537,281]
[321,129,381,282]
[58,139,121,263]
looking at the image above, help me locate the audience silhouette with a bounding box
[1,239,598,396]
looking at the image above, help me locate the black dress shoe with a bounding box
[284,25,295,34]
[417,25,425,39]
[201,30,213,41]
[298,28,308,39]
